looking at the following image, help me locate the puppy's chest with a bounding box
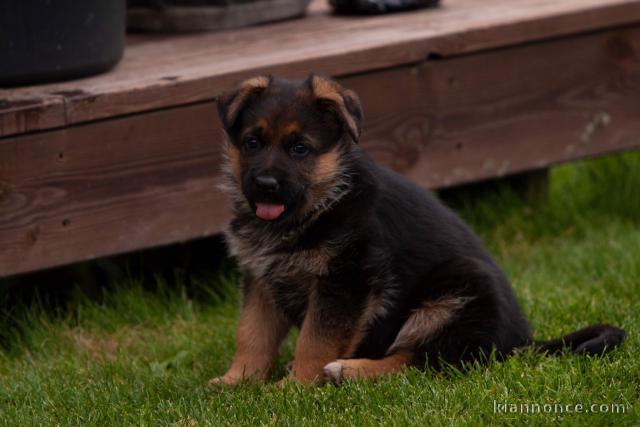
[226,229,333,283]
[227,229,335,323]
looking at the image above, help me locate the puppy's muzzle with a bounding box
[254,175,279,193]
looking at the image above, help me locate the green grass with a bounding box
[1,152,639,426]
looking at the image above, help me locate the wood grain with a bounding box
[2,0,640,137]
[351,26,640,188]
[0,103,230,276]
[1,26,639,277]
[0,94,65,137]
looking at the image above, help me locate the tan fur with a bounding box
[387,296,473,354]
[269,120,301,144]
[225,76,271,127]
[283,121,300,136]
[310,75,359,140]
[292,323,343,384]
[226,144,242,182]
[314,148,340,182]
[249,118,300,146]
[209,282,290,386]
[255,117,269,132]
[290,289,353,384]
[324,350,413,383]
[310,75,344,102]
[300,147,348,217]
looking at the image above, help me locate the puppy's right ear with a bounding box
[217,75,272,131]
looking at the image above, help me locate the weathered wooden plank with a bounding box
[0,94,65,137]
[348,26,640,188]
[0,103,231,277]
[2,0,640,137]
[1,26,639,277]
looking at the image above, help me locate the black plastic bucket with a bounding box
[0,0,126,87]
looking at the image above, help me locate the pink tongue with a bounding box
[255,203,285,220]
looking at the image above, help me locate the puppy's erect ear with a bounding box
[217,75,272,131]
[307,74,363,143]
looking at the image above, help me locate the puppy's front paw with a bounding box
[323,360,345,385]
[208,374,241,387]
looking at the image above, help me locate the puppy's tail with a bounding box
[532,324,625,356]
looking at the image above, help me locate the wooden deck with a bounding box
[2,0,640,277]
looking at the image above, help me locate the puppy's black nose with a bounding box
[254,175,279,192]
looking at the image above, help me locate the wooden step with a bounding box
[1,0,640,276]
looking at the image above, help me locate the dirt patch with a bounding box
[65,326,151,362]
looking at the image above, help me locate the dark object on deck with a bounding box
[331,0,440,14]
[127,0,312,33]
[0,0,126,87]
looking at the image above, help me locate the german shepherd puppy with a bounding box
[211,75,625,385]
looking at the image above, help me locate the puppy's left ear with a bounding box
[308,74,363,143]
[217,75,272,131]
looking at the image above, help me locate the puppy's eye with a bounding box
[290,142,310,158]
[244,136,262,152]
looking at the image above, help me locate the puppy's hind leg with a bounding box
[324,256,520,384]
[322,296,467,384]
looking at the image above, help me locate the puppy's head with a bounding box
[218,74,363,222]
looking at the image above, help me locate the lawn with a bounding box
[1,152,639,426]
